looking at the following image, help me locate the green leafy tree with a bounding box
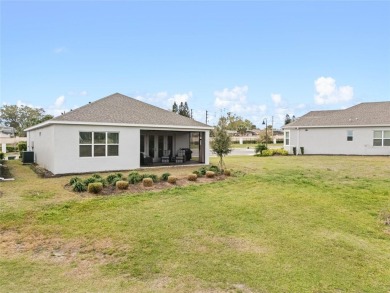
[176,101,191,117]
[0,105,53,136]
[285,114,292,125]
[211,121,232,170]
[172,102,178,113]
[217,112,255,133]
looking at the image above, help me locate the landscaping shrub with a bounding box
[192,170,200,176]
[128,172,142,184]
[274,148,288,156]
[142,178,153,187]
[84,177,96,186]
[69,176,82,185]
[17,142,27,152]
[197,166,208,176]
[142,173,158,182]
[72,181,87,192]
[167,175,177,184]
[255,143,268,155]
[206,171,215,178]
[160,172,171,181]
[208,165,220,174]
[224,169,231,176]
[116,180,129,190]
[0,152,4,160]
[88,182,103,194]
[188,174,197,181]
[106,173,123,185]
[261,149,274,156]
[92,173,102,179]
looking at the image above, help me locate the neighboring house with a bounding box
[25,93,212,175]
[283,102,390,155]
[0,127,15,138]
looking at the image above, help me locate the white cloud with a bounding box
[68,90,88,96]
[271,93,282,106]
[168,92,192,106]
[54,96,65,108]
[314,77,354,105]
[214,86,248,109]
[54,47,66,54]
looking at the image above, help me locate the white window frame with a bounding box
[373,130,390,147]
[79,131,119,157]
[347,130,353,141]
[284,131,290,146]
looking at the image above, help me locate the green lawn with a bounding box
[1,156,390,292]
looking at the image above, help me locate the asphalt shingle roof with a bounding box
[51,93,210,128]
[284,102,390,128]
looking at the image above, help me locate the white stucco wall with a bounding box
[175,132,190,151]
[284,127,390,155]
[27,125,56,171]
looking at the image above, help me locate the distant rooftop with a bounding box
[284,102,390,128]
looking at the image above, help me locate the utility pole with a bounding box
[191,109,193,119]
[271,116,274,138]
[206,110,208,124]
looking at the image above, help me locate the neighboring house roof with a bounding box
[284,102,390,128]
[26,93,211,131]
[0,127,15,136]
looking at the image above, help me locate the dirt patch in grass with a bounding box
[0,229,130,277]
[67,175,228,196]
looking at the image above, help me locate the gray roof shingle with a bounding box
[50,93,210,128]
[284,102,390,128]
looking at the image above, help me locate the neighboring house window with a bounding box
[79,132,119,157]
[373,130,390,146]
[347,130,353,141]
[285,131,290,146]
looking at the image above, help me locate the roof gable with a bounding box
[42,93,210,129]
[285,101,390,128]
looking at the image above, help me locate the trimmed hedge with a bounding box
[143,178,153,187]
[88,182,103,194]
[116,180,129,190]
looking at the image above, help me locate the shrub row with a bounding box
[256,148,288,156]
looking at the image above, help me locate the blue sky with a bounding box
[1,1,389,128]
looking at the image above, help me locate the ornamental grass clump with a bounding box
[128,172,142,184]
[143,178,153,187]
[69,176,82,185]
[160,172,171,181]
[106,173,123,186]
[142,173,158,182]
[208,165,220,174]
[88,182,103,194]
[205,171,215,178]
[188,174,197,181]
[72,181,87,192]
[167,175,177,184]
[224,169,231,176]
[116,180,129,190]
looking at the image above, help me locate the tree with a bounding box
[211,120,232,170]
[172,102,178,113]
[217,113,255,133]
[174,101,191,118]
[237,124,247,136]
[285,114,291,125]
[0,105,53,137]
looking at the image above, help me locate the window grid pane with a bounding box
[94,132,106,144]
[94,145,106,156]
[384,131,390,139]
[107,133,119,144]
[373,131,382,139]
[373,139,383,146]
[80,145,92,157]
[108,145,119,156]
[80,132,92,144]
[384,139,390,146]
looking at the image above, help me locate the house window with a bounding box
[347,130,353,141]
[285,131,290,146]
[373,130,390,146]
[79,131,119,157]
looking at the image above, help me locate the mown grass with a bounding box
[0,156,390,292]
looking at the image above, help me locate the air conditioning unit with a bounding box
[22,151,34,164]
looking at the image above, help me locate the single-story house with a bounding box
[0,127,15,138]
[25,93,212,175]
[283,101,390,155]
